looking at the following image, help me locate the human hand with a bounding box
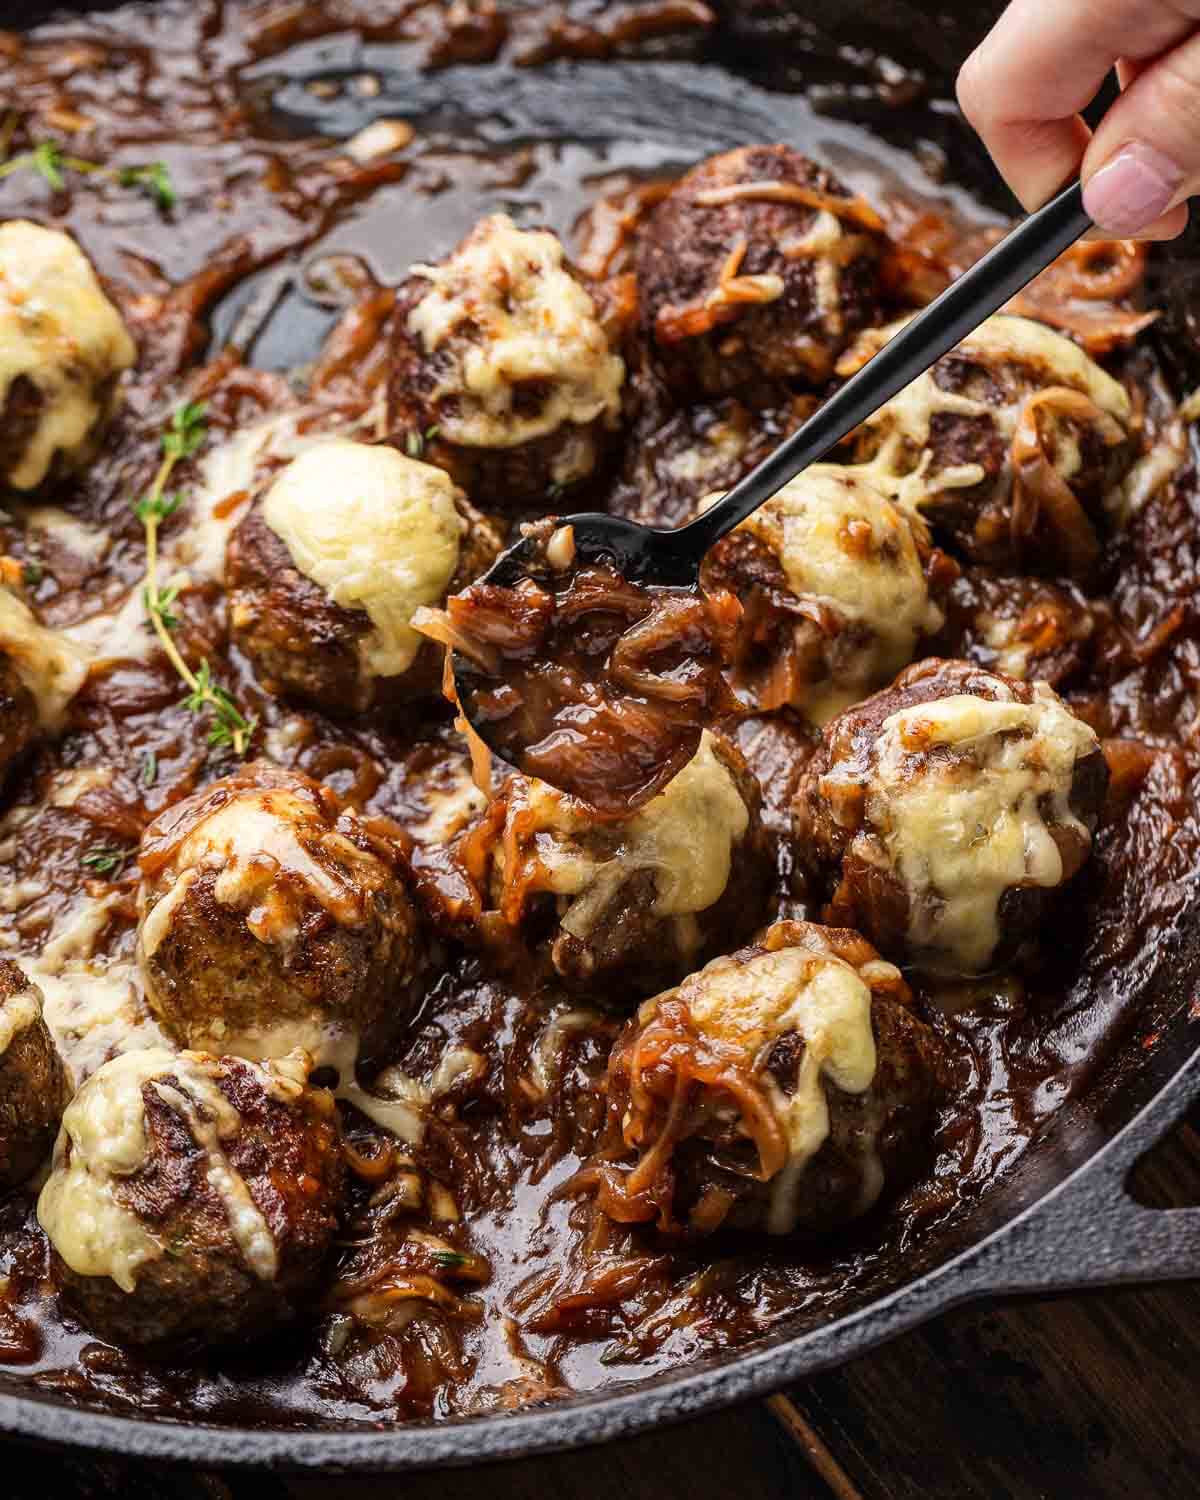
[957,0,1200,239]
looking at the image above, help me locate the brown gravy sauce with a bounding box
[0,0,1197,1429]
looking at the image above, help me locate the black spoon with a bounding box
[452,179,1092,753]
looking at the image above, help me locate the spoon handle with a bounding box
[678,179,1091,555]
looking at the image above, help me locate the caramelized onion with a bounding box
[1010,387,1118,576]
[691,178,886,232]
[443,532,742,817]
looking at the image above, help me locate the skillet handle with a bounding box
[967,1054,1200,1294]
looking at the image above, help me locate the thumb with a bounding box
[1082,34,1200,239]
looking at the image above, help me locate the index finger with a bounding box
[957,0,1200,210]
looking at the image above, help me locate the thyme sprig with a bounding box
[0,129,176,212]
[81,845,132,876]
[135,401,257,757]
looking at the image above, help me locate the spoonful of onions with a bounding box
[427,181,1091,817]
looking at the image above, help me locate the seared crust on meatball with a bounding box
[593,921,944,1238]
[0,959,71,1188]
[636,145,887,400]
[841,313,1135,576]
[137,764,423,1067]
[441,730,773,996]
[700,464,944,722]
[0,376,45,486]
[40,1049,343,1349]
[0,654,37,782]
[793,658,1108,976]
[388,214,625,506]
[226,492,502,715]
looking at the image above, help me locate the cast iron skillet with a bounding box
[2,0,1200,1471]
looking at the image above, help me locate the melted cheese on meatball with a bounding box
[844,313,1131,517]
[0,220,136,489]
[0,584,89,731]
[407,214,624,453]
[508,731,750,939]
[0,973,40,1056]
[672,942,880,1234]
[38,1049,285,1292]
[38,1049,169,1292]
[261,438,465,678]
[861,683,1099,973]
[705,465,942,722]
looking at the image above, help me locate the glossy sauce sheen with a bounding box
[0,0,1198,1431]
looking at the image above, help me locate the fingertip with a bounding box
[1083,202,1188,241]
[1134,201,1190,241]
[1082,141,1183,236]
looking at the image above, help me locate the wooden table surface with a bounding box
[7,1113,1199,1500]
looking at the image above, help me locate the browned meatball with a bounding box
[700,464,944,722]
[226,441,504,715]
[0,654,37,782]
[595,921,944,1237]
[636,145,888,400]
[933,571,1098,691]
[448,730,773,996]
[0,960,72,1188]
[388,214,625,506]
[840,313,1136,577]
[793,658,1108,976]
[617,392,812,530]
[0,220,136,491]
[0,376,44,486]
[38,1049,343,1350]
[137,763,423,1069]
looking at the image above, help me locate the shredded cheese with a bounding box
[677,943,880,1235]
[846,683,1100,973]
[705,464,942,722]
[840,313,1131,520]
[407,214,623,455]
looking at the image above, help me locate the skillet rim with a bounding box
[1,1043,1198,1471]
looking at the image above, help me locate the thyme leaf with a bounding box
[0,128,176,213]
[81,845,132,876]
[132,402,255,758]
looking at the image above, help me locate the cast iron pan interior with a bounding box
[2,0,1200,1470]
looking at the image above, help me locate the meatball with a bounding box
[793,658,1108,976]
[136,763,422,1069]
[933,571,1097,690]
[455,730,773,995]
[388,214,625,505]
[700,464,943,722]
[0,220,136,490]
[38,1048,343,1349]
[636,145,887,400]
[0,654,36,781]
[226,439,503,714]
[0,571,88,780]
[0,960,72,1188]
[597,921,943,1237]
[841,313,1135,576]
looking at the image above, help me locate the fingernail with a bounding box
[1083,142,1183,236]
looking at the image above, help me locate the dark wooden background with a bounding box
[6,1111,1199,1500]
